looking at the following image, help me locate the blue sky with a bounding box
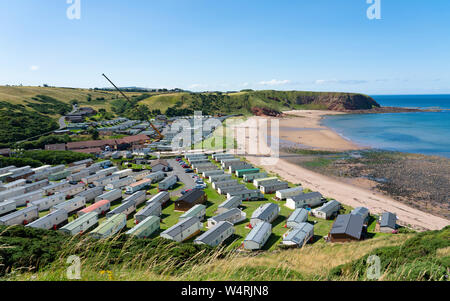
[1,0,449,94]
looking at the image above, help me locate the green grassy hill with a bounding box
[0,86,379,144]
[1,225,447,281]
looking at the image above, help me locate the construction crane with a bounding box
[102,73,164,141]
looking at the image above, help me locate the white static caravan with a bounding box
[30,165,64,181]
[158,175,178,191]
[189,159,210,166]
[191,162,215,170]
[95,189,122,203]
[29,193,66,212]
[275,187,303,201]
[259,181,289,194]
[212,180,239,190]
[82,172,108,185]
[243,172,268,183]
[0,200,16,216]
[106,200,136,218]
[202,170,224,178]
[285,192,324,210]
[221,159,242,169]
[24,179,49,193]
[90,213,127,239]
[185,153,207,160]
[243,221,272,251]
[250,203,280,227]
[71,158,94,167]
[217,196,242,214]
[67,164,86,174]
[217,185,247,196]
[112,169,133,179]
[60,184,86,198]
[228,164,253,174]
[133,170,152,181]
[7,190,43,207]
[106,176,135,190]
[101,166,119,176]
[122,190,146,206]
[0,206,39,226]
[312,200,341,220]
[0,165,16,174]
[227,189,264,201]
[135,201,162,223]
[282,223,314,248]
[194,221,235,247]
[125,178,152,195]
[196,165,218,173]
[68,170,89,183]
[9,166,31,176]
[0,187,26,202]
[93,175,120,187]
[42,181,71,195]
[91,160,113,169]
[160,216,203,242]
[60,211,98,236]
[209,174,232,183]
[27,209,68,230]
[78,186,104,202]
[145,171,165,184]
[286,208,309,228]
[207,208,246,228]
[0,179,27,191]
[51,196,86,214]
[126,215,160,238]
[179,204,206,223]
[212,154,235,161]
[146,191,170,206]
[253,177,279,188]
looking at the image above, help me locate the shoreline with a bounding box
[275,110,366,151]
[234,114,450,231]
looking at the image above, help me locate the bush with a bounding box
[0,156,42,168]
[17,150,95,165]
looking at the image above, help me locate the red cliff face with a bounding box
[295,93,380,111]
[251,107,283,117]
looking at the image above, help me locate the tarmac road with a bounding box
[166,159,196,197]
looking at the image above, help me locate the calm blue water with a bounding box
[322,95,450,158]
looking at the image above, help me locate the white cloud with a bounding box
[314,79,368,85]
[241,82,250,87]
[258,79,291,86]
[30,65,40,71]
[188,83,206,89]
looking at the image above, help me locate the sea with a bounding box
[321,95,450,158]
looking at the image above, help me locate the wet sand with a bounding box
[277,110,364,151]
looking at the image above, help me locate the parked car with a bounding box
[185,169,194,173]
[195,180,204,184]
[194,184,207,189]
[181,189,193,195]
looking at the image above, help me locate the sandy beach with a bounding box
[276,110,364,151]
[232,111,450,231]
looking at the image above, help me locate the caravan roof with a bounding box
[330,214,364,240]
